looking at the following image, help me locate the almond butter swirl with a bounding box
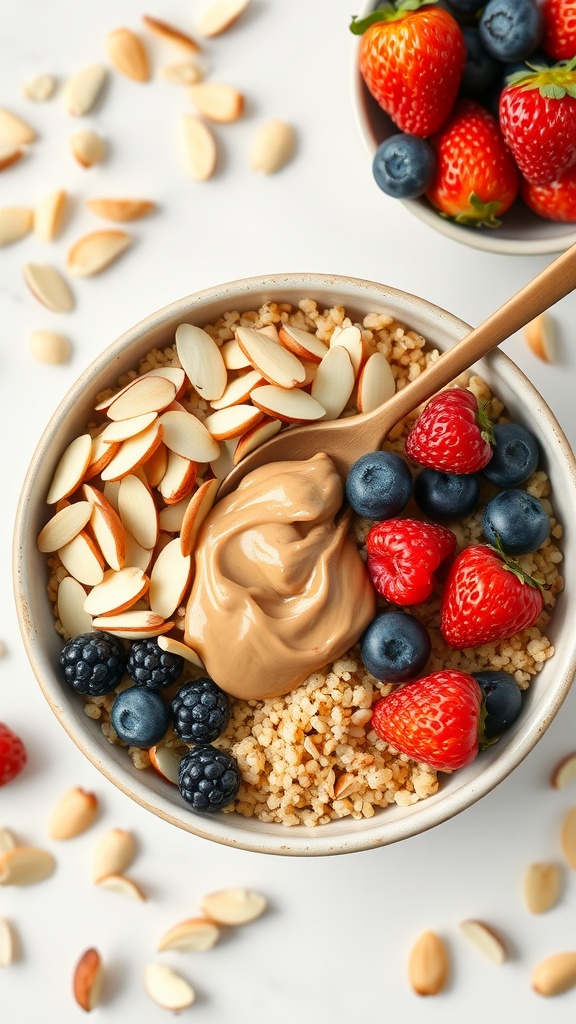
[184,453,375,700]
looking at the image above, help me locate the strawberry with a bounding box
[425,99,519,226]
[371,669,483,771]
[440,545,544,649]
[366,518,456,606]
[541,0,576,61]
[350,2,466,137]
[0,723,27,786]
[499,60,576,185]
[521,162,576,220]
[405,387,494,475]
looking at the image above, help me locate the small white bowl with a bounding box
[350,4,576,256]
[13,273,576,855]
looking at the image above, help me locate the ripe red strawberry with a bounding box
[405,387,494,475]
[440,545,544,649]
[366,518,456,606]
[351,3,466,137]
[0,723,27,786]
[521,163,576,220]
[425,99,519,226]
[499,60,576,185]
[541,0,576,61]
[371,669,482,771]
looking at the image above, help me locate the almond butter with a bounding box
[86,197,155,222]
[532,952,576,996]
[49,786,98,840]
[106,28,150,82]
[92,828,136,882]
[408,930,449,996]
[64,65,107,115]
[0,846,56,886]
[200,888,267,925]
[458,920,507,964]
[250,119,295,174]
[196,0,251,37]
[23,262,74,312]
[0,107,36,144]
[143,962,195,1010]
[0,206,33,247]
[142,14,201,52]
[73,948,103,1011]
[188,82,244,122]
[67,230,131,277]
[524,861,562,913]
[177,113,217,180]
[70,129,107,168]
[157,917,220,952]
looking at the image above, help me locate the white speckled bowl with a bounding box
[13,273,576,855]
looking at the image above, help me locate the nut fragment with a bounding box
[200,888,267,925]
[524,311,555,362]
[0,144,24,171]
[106,28,150,82]
[67,230,131,277]
[57,576,93,639]
[196,0,251,37]
[250,119,295,174]
[96,873,146,901]
[561,806,576,868]
[142,14,200,52]
[35,189,68,241]
[143,962,195,1010]
[0,918,17,966]
[188,82,244,123]
[0,828,18,855]
[0,846,56,886]
[148,741,183,783]
[458,920,507,964]
[160,61,203,85]
[64,65,107,115]
[23,263,74,312]
[70,130,107,168]
[21,73,57,102]
[0,107,36,144]
[86,197,155,222]
[73,948,103,1012]
[408,930,449,996]
[49,786,98,840]
[157,917,220,952]
[551,752,576,789]
[177,113,217,181]
[0,206,33,247]
[532,952,576,996]
[524,862,562,913]
[92,828,136,882]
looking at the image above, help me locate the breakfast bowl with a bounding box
[13,272,576,856]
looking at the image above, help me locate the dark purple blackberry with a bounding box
[59,631,126,696]
[178,746,240,813]
[126,639,184,689]
[172,678,230,744]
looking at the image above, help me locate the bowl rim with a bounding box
[13,271,576,856]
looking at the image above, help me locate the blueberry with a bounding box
[172,678,230,744]
[110,686,171,748]
[473,670,523,739]
[414,468,480,522]
[479,0,543,62]
[346,451,412,519]
[372,134,436,200]
[360,610,431,682]
[179,746,241,813]
[482,489,550,555]
[482,422,540,487]
[461,27,502,98]
[126,638,184,689]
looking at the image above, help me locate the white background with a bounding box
[2,1,576,1020]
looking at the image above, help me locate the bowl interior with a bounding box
[14,273,576,855]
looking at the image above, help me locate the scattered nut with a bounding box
[561,807,576,868]
[458,920,507,964]
[143,962,195,1011]
[524,312,555,362]
[70,129,107,168]
[95,873,146,901]
[67,231,131,277]
[22,263,74,312]
[524,862,562,914]
[0,828,17,855]
[106,27,150,82]
[142,14,200,53]
[0,846,56,886]
[48,786,98,840]
[0,144,24,171]
[28,330,72,365]
[157,917,220,952]
[0,206,34,247]
[532,952,576,996]
[177,113,217,181]
[34,189,68,241]
[188,82,244,123]
[64,65,107,115]
[0,107,36,144]
[408,930,449,996]
[196,0,251,37]
[160,61,203,85]
[92,828,136,882]
[73,948,103,1012]
[551,752,576,789]
[85,197,155,222]
[200,887,267,925]
[21,73,57,102]
[249,119,295,174]
[0,918,17,966]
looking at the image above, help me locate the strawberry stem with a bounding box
[476,402,495,447]
[489,535,545,593]
[349,0,437,33]
[505,57,576,99]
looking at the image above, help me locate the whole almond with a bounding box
[106,28,150,82]
[250,119,295,174]
[92,828,136,882]
[0,107,36,144]
[561,806,576,869]
[70,130,107,168]
[67,231,131,277]
[48,786,98,840]
[524,862,562,913]
[0,846,56,886]
[408,930,449,996]
[86,197,155,222]
[73,948,103,1011]
[28,330,72,365]
[532,952,576,996]
[64,65,107,115]
[0,206,33,247]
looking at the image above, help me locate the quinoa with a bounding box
[48,301,563,826]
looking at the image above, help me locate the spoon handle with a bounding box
[372,240,576,445]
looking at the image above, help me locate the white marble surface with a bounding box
[2,1,576,1020]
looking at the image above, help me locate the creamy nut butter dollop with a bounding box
[184,453,375,700]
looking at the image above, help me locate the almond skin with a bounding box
[408,930,449,996]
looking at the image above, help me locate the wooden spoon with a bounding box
[219,243,576,498]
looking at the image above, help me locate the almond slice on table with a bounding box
[100,422,164,482]
[124,532,153,572]
[250,119,295,174]
[158,451,198,504]
[357,351,396,413]
[143,962,195,1011]
[0,847,56,886]
[0,917,17,966]
[23,263,74,312]
[0,145,24,171]
[408,930,449,996]
[188,82,244,122]
[221,337,252,370]
[21,72,56,101]
[148,742,182,784]
[58,531,105,587]
[175,322,227,400]
[106,28,150,82]
[310,345,355,421]
[0,206,33,247]
[233,416,282,465]
[551,752,576,789]
[143,443,168,488]
[0,108,36,144]
[158,917,220,952]
[118,473,158,550]
[92,611,173,639]
[57,576,93,639]
[525,312,555,363]
[561,807,576,868]
[49,787,98,840]
[149,539,191,619]
[209,369,264,410]
[86,197,155,222]
[107,376,176,421]
[92,828,136,882]
[236,326,306,388]
[83,567,150,617]
[278,324,328,363]
[70,129,107,167]
[159,409,220,462]
[35,188,67,241]
[250,384,325,423]
[180,478,219,556]
[329,323,365,376]
[47,434,93,503]
[96,872,146,900]
[142,14,201,52]
[83,484,126,570]
[532,952,576,996]
[458,920,507,964]
[204,404,263,440]
[101,412,158,444]
[83,433,120,481]
[37,500,93,552]
[160,61,203,85]
[157,635,205,668]
[73,948,103,1012]
[64,65,107,115]
[524,862,562,914]
[197,0,251,37]
[177,113,217,181]
[67,230,131,277]
[200,888,267,925]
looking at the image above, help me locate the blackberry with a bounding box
[59,631,126,697]
[178,746,241,813]
[172,678,230,744]
[126,639,184,689]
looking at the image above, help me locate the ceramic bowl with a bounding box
[13,273,576,855]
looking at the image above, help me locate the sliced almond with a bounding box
[0,918,17,966]
[311,345,355,421]
[101,412,158,444]
[458,920,507,964]
[0,206,33,247]
[28,330,71,365]
[525,311,555,363]
[149,539,191,618]
[408,930,449,996]
[92,610,173,639]
[0,108,36,144]
[561,806,576,868]
[124,532,153,572]
[204,404,263,440]
[357,351,396,413]
[159,409,220,463]
[142,14,200,52]
[86,197,155,222]
[23,262,74,312]
[160,61,203,86]
[209,370,263,409]
[47,434,93,504]
[197,0,251,37]
[83,484,126,570]
[209,438,237,480]
[158,917,219,952]
[37,500,93,552]
[106,28,150,82]
[332,772,360,799]
[158,451,198,504]
[58,530,105,587]
[0,829,18,855]
[233,416,282,465]
[143,962,195,1011]
[188,82,244,123]
[158,496,190,532]
[103,480,120,511]
[84,433,120,481]
[221,337,252,370]
[70,129,107,168]
[57,576,93,639]
[236,326,305,388]
[177,113,217,181]
[157,635,204,668]
[250,384,325,423]
[84,567,149,616]
[49,786,98,840]
[117,474,158,550]
[0,846,56,886]
[175,322,227,400]
[250,119,295,174]
[0,144,24,171]
[100,421,164,482]
[143,365,187,398]
[64,65,107,115]
[96,873,146,901]
[200,888,267,925]
[532,952,576,996]
[107,376,176,422]
[34,189,68,241]
[21,73,56,102]
[330,323,365,375]
[278,324,328,363]
[67,230,131,277]
[524,862,562,914]
[552,752,576,789]
[148,742,182,784]
[143,443,168,488]
[92,828,136,882]
[180,478,219,556]
[73,948,103,1012]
